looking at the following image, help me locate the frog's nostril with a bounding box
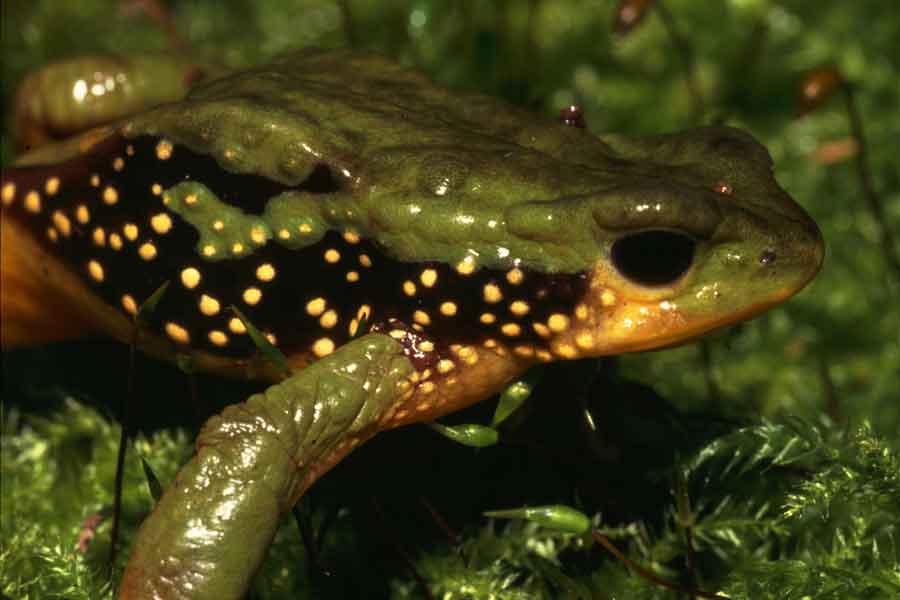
[759,249,777,266]
[611,230,696,286]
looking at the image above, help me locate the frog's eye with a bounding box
[611,230,696,286]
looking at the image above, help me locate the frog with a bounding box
[0,48,824,599]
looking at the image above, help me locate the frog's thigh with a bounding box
[119,333,414,600]
[15,54,201,149]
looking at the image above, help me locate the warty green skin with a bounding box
[0,49,824,599]
[119,334,414,600]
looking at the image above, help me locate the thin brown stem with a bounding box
[592,531,728,600]
[842,85,900,281]
[420,496,461,547]
[653,0,705,120]
[108,324,139,576]
[135,0,189,51]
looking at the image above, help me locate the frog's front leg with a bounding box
[119,333,415,600]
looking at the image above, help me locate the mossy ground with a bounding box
[2,1,898,599]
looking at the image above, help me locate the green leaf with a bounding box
[426,422,499,448]
[230,305,290,376]
[484,505,592,535]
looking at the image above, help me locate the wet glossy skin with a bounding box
[1,49,823,430]
[1,48,824,599]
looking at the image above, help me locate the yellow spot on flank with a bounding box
[151,183,163,196]
[554,343,578,359]
[601,290,617,307]
[151,213,172,235]
[24,191,41,213]
[480,312,496,325]
[509,300,530,316]
[298,223,313,234]
[359,254,372,268]
[348,318,359,337]
[346,271,360,282]
[199,294,220,316]
[358,305,371,321]
[548,314,570,333]
[414,310,431,326]
[324,248,341,263]
[419,381,436,395]
[243,287,262,306]
[185,194,198,206]
[514,345,535,358]
[575,303,590,320]
[123,223,139,241]
[250,226,267,245]
[45,177,60,196]
[165,322,190,344]
[506,268,524,285]
[265,333,277,345]
[212,219,225,231]
[121,295,137,316]
[231,242,245,255]
[76,205,90,224]
[458,346,479,365]
[51,211,71,237]
[87,260,104,282]
[109,233,123,250]
[575,332,595,350]
[126,145,135,156]
[320,309,338,329]
[484,339,498,349]
[181,268,201,289]
[92,227,106,247]
[343,230,360,244]
[138,242,157,261]
[1,182,15,206]
[456,256,476,275]
[403,280,417,296]
[209,330,229,347]
[420,268,438,288]
[313,337,335,357]
[90,174,100,187]
[278,228,291,240]
[228,317,247,334]
[501,323,522,337]
[46,227,58,242]
[418,340,435,353]
[437,359,455,374]
[156,139,174,160]
[112,157,125,171]
[483,283,503,304]
[440,301,458,317]
[533,322,551,338]
[306,298,326,317]
[202,244,216,257]
[256,263,276,282]
[103,186,118,205]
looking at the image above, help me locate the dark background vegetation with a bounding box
[2,1,898,599]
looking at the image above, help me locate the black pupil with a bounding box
[611,230,696,286]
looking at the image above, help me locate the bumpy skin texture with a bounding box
[0,49,825,600]
[119,334,414,600]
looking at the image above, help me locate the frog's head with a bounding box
[530,126,825,356]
